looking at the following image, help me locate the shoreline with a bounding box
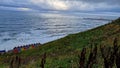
[0,20,112,52]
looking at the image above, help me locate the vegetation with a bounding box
[0,18,120,68]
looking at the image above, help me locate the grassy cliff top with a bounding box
[21,17,120,56]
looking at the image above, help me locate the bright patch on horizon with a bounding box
[0,6,32,11]
[17,7,32,11]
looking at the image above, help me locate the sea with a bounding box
[0,11,119,50]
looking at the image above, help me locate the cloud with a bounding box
[0,0,119,12]
[0,0,14,4]
[80,0,120,5]
[30,0,68,10]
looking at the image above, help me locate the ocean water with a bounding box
[0,11,119,50]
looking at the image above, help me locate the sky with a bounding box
[0,0,120,12]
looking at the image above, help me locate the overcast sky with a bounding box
[0,0,120,12]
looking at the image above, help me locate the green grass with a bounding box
[0,18,120,68]
[0,63,8,68]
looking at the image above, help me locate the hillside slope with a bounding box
[0,18,120,68]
